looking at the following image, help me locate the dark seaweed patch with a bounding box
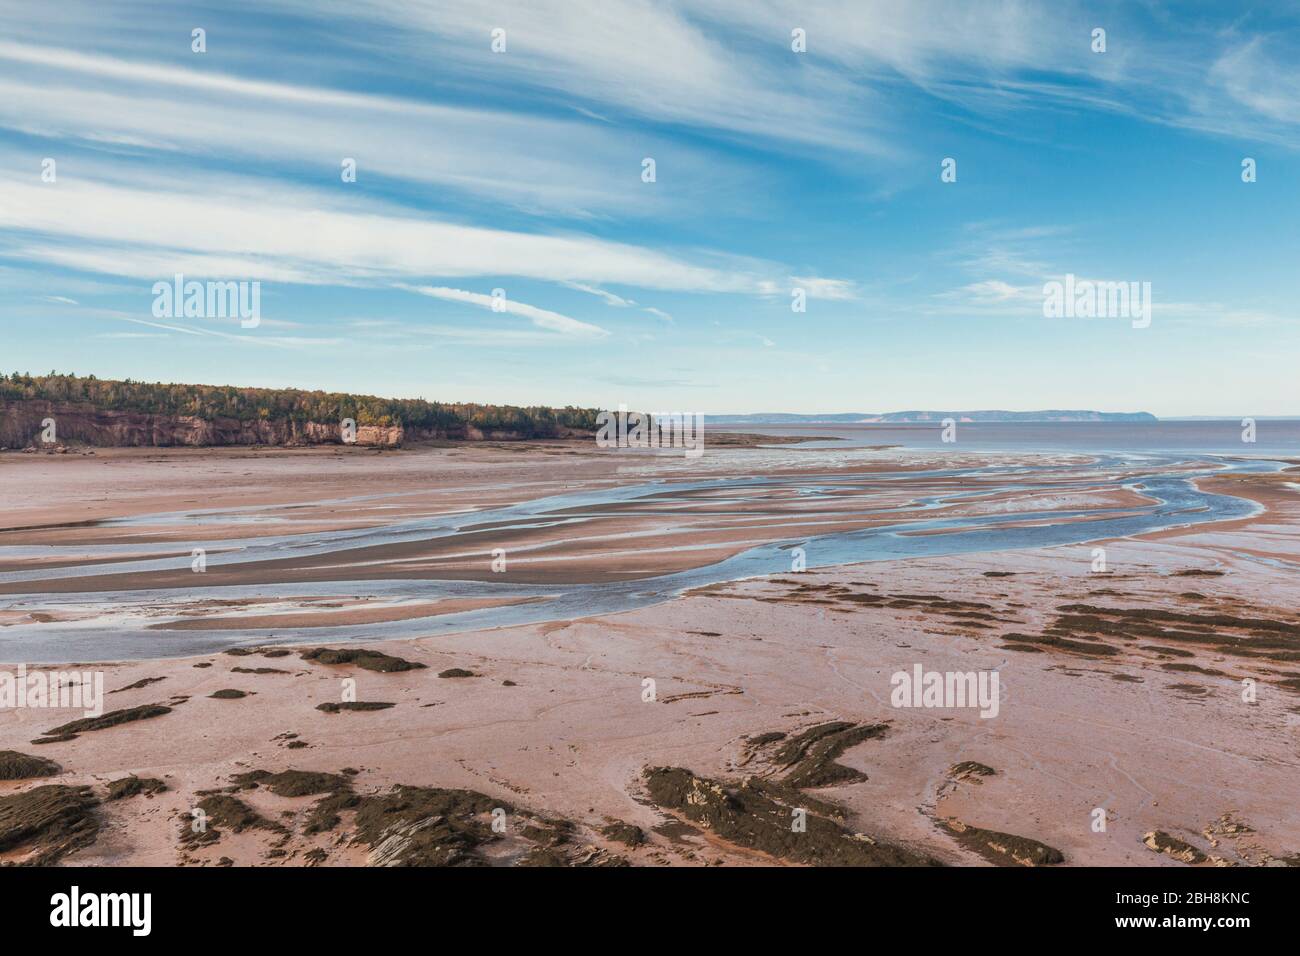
[351,785,501,866]
[230,769,349,797]
[1143,830,1207,863]
[1161,662,1225,676]
[773,721,889,789]
[0,751,61,781]
[109,677,166,694]
[300,647,426,673]
[106,776,167,800]
[40,704,171,740]
[600,821,645,848]
[1000,631,1118,656]
[181,794,285,846]
[940,819,1063,866]
[948,761,996,780]
[0,784,99,864]
[644,767,937,866]
[316,701,395,713]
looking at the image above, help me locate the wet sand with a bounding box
[1,443,1297,867]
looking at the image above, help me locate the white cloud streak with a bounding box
[0,166,848,301]
[406,286,609,339]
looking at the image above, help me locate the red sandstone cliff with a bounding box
[0,400,402,448]
[0,400,589,449]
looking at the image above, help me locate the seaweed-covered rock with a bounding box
[300,648,425,673]
[600,821,645,848]
[316,701,394,713]
[106,776,167,800]
[230,769,350,798]
[39,704,171,742]
[0,751,61,781]
[941,819,1063,866]
[1143,830,1208,864]
[181,794,284,846]
[0,784,99,864]
[353,786,502,866]
[645,767,936,866]
[948,761,996,781]
[773,721,889,789]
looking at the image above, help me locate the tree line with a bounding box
[0,372,600,435]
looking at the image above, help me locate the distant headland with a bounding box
[707,410,1158,424]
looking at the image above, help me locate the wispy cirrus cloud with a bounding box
[277,0,1300,151]
[405,285,609,339]
[0,167,846,299]
[561,282,635,308]
[0,41,692,219]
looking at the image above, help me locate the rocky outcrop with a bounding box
[0,401,402,448]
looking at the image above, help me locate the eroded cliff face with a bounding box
[0,401,403,448]
[0,401,589,448]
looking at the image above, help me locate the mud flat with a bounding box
[0,444,1297,866]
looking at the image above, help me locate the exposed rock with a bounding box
[0,784,99,864]
[316,701,395,713]
[941,818,1064,866]
[600,821,645,848]
[948,761,997,781]
[0,400,402,448]
[300,647,425,673]
[39,704,171,742]
[644,766,937,866]
[230,769,350,797]
[0,751,61,781]
[106,776,167,800]
[352,786,501,866]
[181,794,284,846]
[773,721,889,789]
[109,677,166,694]
[1143,830,1208,864]
[514,845,571,867]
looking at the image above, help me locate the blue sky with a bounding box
[1,0,1298,416]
